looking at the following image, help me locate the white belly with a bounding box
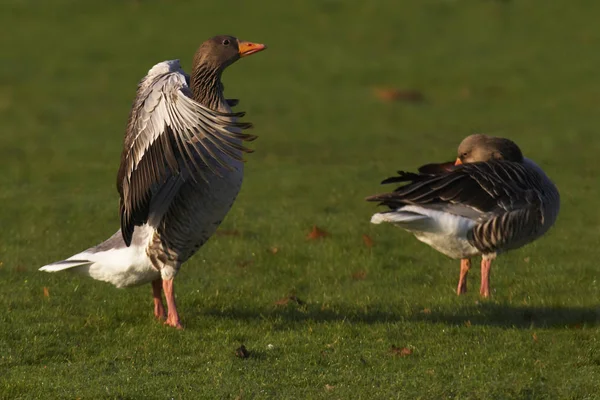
[413,231,480,259]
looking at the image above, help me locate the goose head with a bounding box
[455,134,523,165]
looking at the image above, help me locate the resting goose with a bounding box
[367,134,560,297]
[40,35,266,328]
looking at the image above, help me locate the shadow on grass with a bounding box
[411,303,600,329]
[199,302,600,330]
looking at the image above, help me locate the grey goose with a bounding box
[40,35,266,328]
[367,134,560,297]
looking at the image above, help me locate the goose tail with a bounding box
[39,259,93,272]
[371,210,430,228]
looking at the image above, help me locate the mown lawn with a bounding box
[1,0,599,398]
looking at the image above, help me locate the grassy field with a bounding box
[2,0,600,398]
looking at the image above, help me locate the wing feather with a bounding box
[367,160,549,253]
[116,60,256,246]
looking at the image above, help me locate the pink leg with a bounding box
[456,258,471,295]
[162,278,183,329]
[480,258,492,298]
[152,278,166,320]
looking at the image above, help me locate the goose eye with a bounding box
[222,39,231,46]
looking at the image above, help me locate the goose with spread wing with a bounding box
[40,35,266,328]
[367,134,560,297]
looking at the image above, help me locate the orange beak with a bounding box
[454,158,462,165]
[238,40,267,57]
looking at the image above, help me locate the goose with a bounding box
[40,35,266,328]
[367,134,560,297]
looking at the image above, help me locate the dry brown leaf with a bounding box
[373,87,425,103]
[306,225,329,240]
[420,308,432,314]
[235,344,249,359]
[324,384,335,392]
[216,229,241,237]
[43,287,50,298]
[459,87,471,99]
[362,234,374,248]
[274,297,290,306]
[274,295,305,306]
[351,270,367,280]
[267,247,279,254]
[532,333,538,342]
[464,320,472,328]
[390,345,412,356]
[524,257,531,263]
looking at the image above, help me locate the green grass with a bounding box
[2,0,600,398]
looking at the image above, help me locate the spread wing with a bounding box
[116,60,256,246]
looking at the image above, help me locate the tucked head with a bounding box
[455,134,523,165]
[193,35,266,71]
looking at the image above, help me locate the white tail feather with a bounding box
[371,211,428,225]
[39,259,93,272]
[38,227,158,288]
[371,206,477,236]
[371,206,480,259]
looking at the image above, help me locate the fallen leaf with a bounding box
[306,225,329,240]
[420,308,432,314]
[351,270,367,280]
[390,345,412,356]
[324,384,335,392]
[275,295,305,306]
[524,257,531,263]
[464,320,472,328]
[532,333,538,342]
[459,87,471,99]
[235,344,249,359]
[274,297,289,306]
[373,87,425,103]
[362,234,374,248]
[267,247,279,254]
[43,287,50,298]
[216,229,241,237]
